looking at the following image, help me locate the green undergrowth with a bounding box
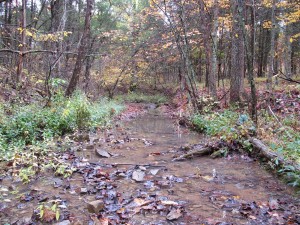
[116,92,168,104]
[259,111,300,187]
[191,110,300,187]
[0,92,124,160]
[192,110,255,143]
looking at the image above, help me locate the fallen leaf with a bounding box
[268,198,279,210]
[202,175,213,182]
[43,208,56,222]
[161,200,179,206]
[149,152,161,156]
[99,218,109,225]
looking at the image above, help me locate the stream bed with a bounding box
[0,110,299,224]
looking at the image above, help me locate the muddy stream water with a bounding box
[0,109,299,225]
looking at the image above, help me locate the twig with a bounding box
[218,89,230,101]
[110,163,166,168]
[277,70,300,84]
[268,105,292,139]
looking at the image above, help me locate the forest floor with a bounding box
[0,79,299,224]
[0,101,300,225]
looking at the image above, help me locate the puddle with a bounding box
[1,110,299,224]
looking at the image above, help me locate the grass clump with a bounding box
[116,92,168,104]
[0,91,123,160]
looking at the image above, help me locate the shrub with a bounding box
[116,92,168,104]
[0,91,123,160]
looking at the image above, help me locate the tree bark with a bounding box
[16,0,26,87]
[209,0,218,98]
[245,0,257,124]
[267,0,276,92]
[230,0,245,104]
[65,0,93,96]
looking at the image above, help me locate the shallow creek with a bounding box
[0,110,299,224]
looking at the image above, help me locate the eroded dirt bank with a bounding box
[0,108,299,225]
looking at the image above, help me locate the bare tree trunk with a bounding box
[178,2,200,110]
[209,0,218,98]
[283,26,292,78]
[84,37,95,93]
[198,47,203,83]
[16,0,26,88]
[3,0,12,66]
[230,0,245,104]
[267,0,276,92]
[153,0,200,111]
[65,0,93,96]
[245,0,257,124]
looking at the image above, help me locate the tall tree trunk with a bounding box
[230,0,245,104]
[178,2,200,111]
[65,0,93,96]
[84,37,95,93]
[16,0,26,88]
[267,0,276,91]
[3,0,12,66]
[245,0,257,124]
[209,0,218,98]
[283,26,292,78]
[50,0,66,80]
[198,47,203,83]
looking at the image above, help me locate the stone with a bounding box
[166,208,182,221]
[95,149,111,158]
[80,188,88,194]
[150,169,159,175]
[87,200,105,213]
[132,170,145,182]
[54,220,71,225]
[86,144,94,150]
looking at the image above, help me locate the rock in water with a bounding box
[95,149,111,158]
[132,170,145,182]
[80,188,88,194]
[150,169,159,175]
[166,208,182,221]
[87,200,105,213]
[54,220,71,225]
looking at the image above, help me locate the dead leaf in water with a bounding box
[202,175,213,182]
[269,198,279,210]
[149,152,161,156]
[128,198,152,208]
[99,217,109,225]
[161,200,179,206]
[42,208,56,222]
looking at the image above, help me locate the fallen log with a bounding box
[249,137,300,172]
[172,145,214,161]
[173,137,300,173]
